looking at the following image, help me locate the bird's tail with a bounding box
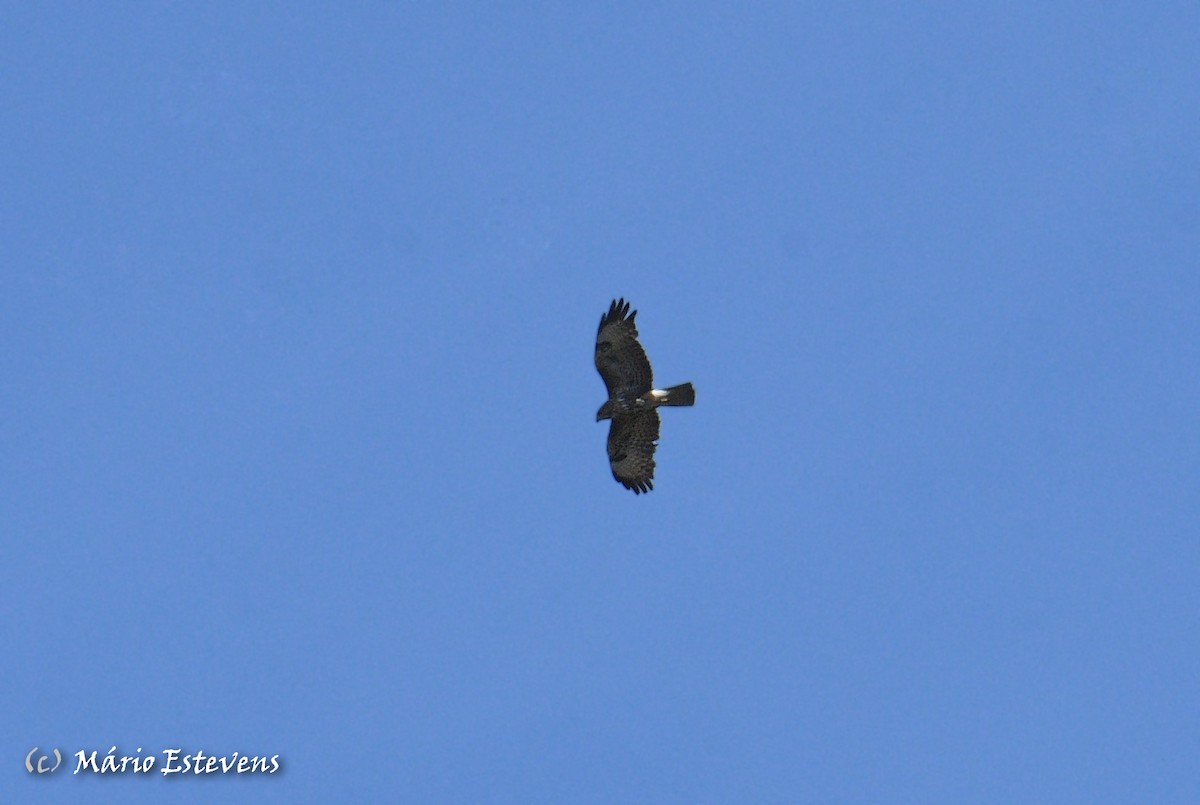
[657,382,695,407]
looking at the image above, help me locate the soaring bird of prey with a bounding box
[594,298,695,493]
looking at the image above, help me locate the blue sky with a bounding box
[4,3,1198,802]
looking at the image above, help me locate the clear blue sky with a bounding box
[4,3,1198,802]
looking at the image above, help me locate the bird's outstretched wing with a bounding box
[607,410,660,494]
[595,298,653,397]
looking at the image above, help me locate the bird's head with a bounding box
[596,401,613,422]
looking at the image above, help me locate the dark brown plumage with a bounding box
[594,299,695,493]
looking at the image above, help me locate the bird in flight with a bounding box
[594,298,695,493]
